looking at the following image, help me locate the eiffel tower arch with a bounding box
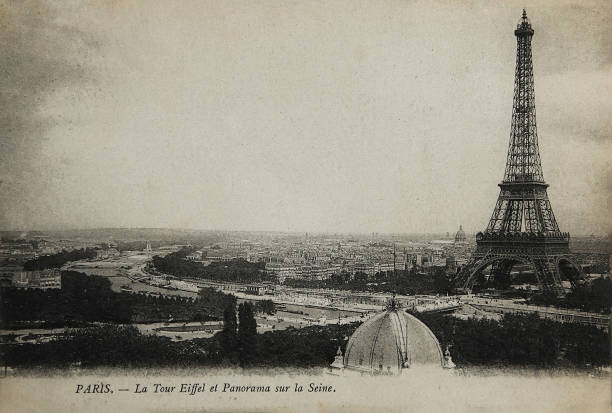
[455,11,583,296]
[459,236,583,294]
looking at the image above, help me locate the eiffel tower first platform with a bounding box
[454,11,583,296]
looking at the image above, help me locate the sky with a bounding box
[0,0,610,235]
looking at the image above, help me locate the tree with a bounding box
[255,299,276,315]
[433,267,452,294]
[238,302,258,365]
[353,272,368,284]
[23,248,97,271]
[152,248,273,283]
[220,301,238,359]
[566,278,612,313]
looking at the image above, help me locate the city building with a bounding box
[12,269,61,289]
[0,263,23,287]
[454,225,467,244]
[445,256,457,275]
[95,248,120,260]
[186,250,204,261]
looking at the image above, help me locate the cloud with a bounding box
[538,70,612,143]
[0,1,609,235]
[0,0,98,227]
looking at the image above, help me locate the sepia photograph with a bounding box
[0,1,610,412]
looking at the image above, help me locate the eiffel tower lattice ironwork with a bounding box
[455,11,582,295]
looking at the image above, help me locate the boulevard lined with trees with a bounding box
[23,248,97,270]
[152,249,275,283]
[285,266,451,295]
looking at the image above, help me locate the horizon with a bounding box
[0,225,609,239]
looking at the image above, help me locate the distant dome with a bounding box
[454,225,466,243]
[342,309,444,374]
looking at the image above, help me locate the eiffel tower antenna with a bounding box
[455,10,583,296]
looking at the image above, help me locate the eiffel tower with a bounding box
[455,11,583,295]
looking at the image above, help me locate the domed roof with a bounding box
[343,309,443,374]
[454,225,466,242]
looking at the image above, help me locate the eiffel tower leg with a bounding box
[491,260,514,289]
[525,256,564,296]
[456,253,567,296]
[463,258,516,291]
[455,255,500,292]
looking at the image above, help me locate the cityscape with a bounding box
[1,2,611,412]
[1,224,610,349]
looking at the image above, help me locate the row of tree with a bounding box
[23,248,98,270]
[219,301,258,365]
[284,267,452,295]
[0,271,234,328]
[152,249,275,283]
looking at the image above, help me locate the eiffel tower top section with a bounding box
[514,9,534,37]
[502,10,545,186]
[481,11,565,238]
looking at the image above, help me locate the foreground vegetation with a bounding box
[415,311,610,367]
[529,277,612,314]
[0,271,234,328]
[2,316,357,369]
[2,304,608,370]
